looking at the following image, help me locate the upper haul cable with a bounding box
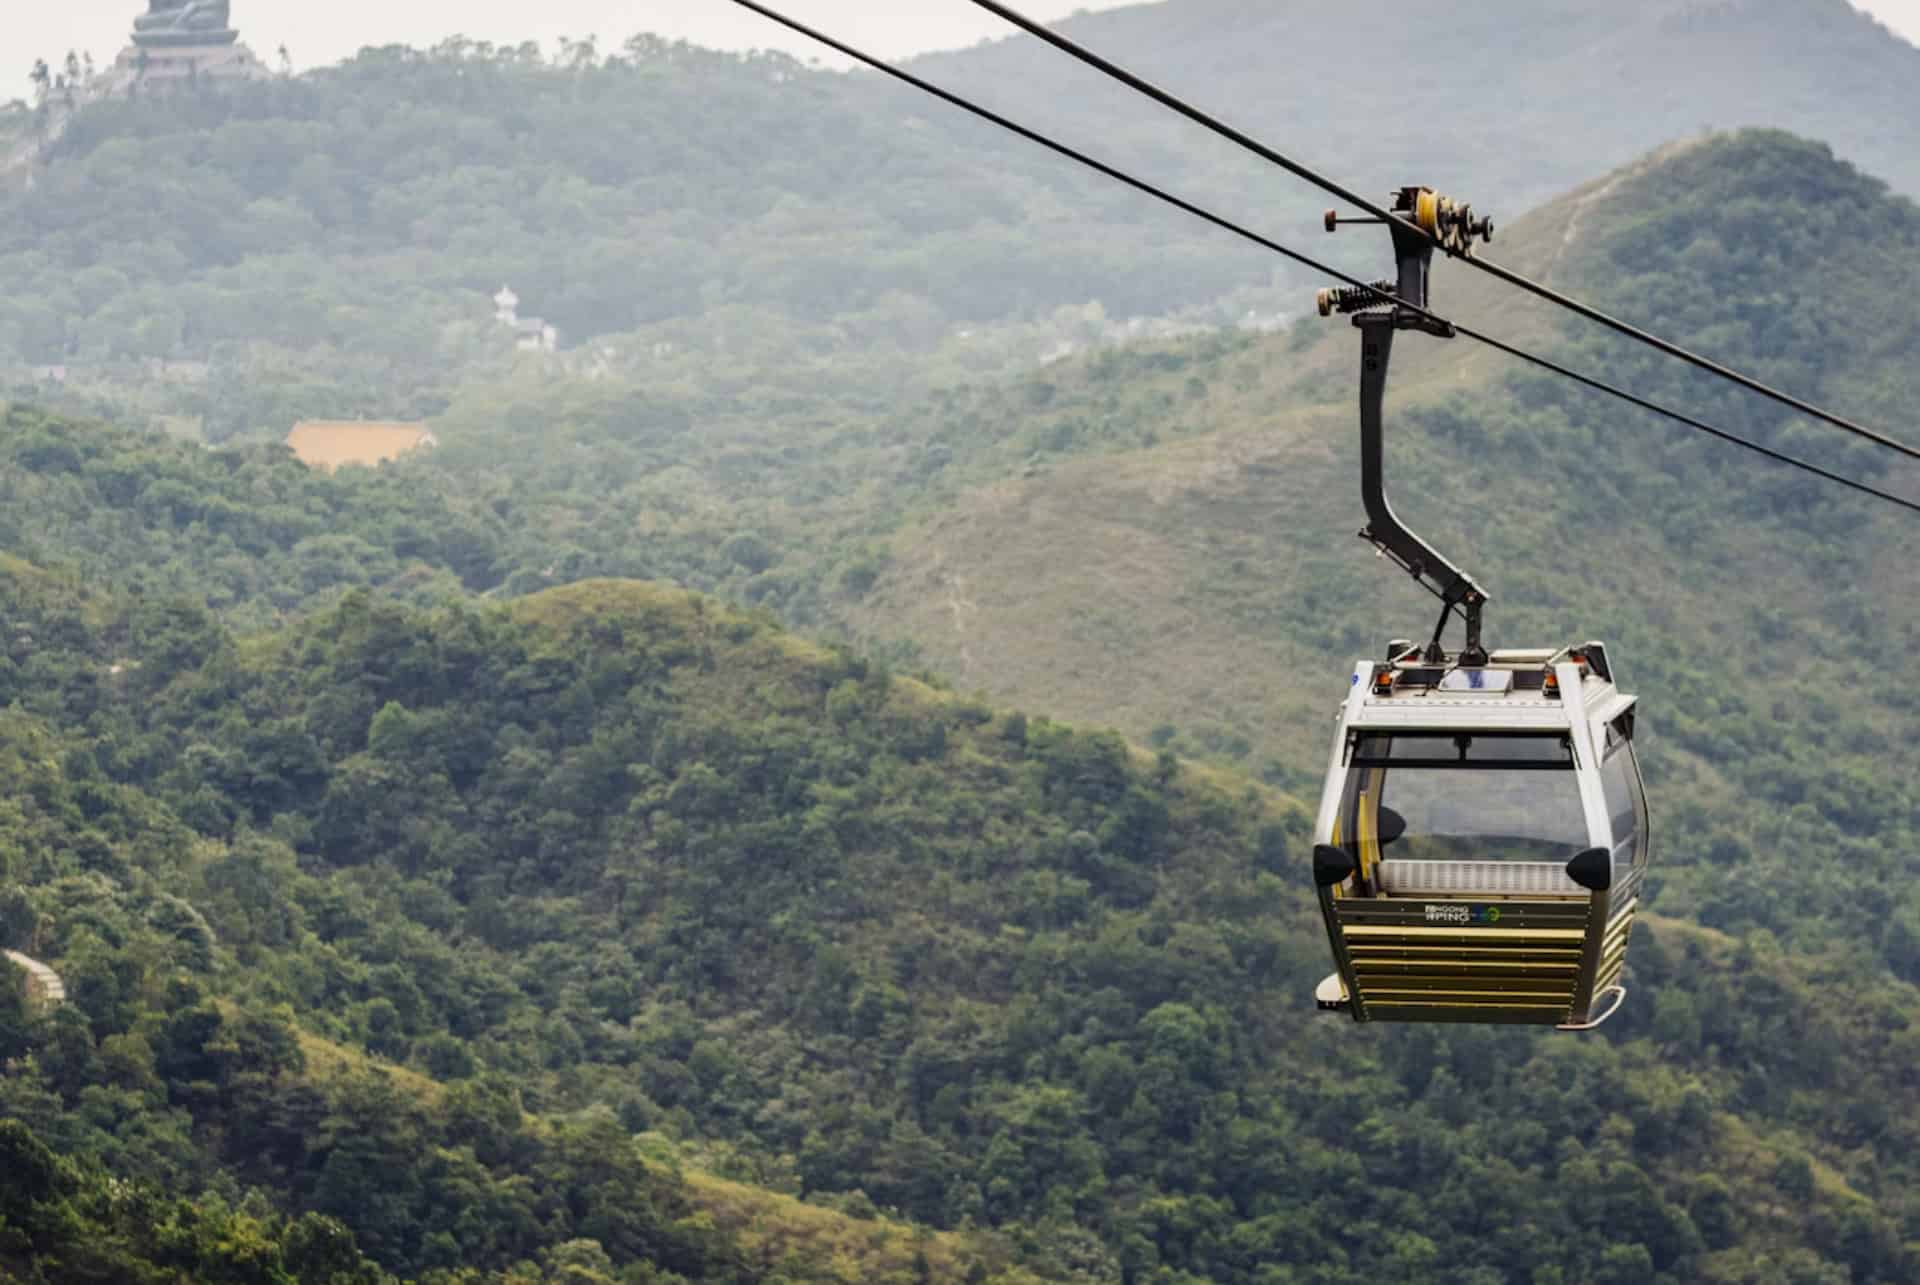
[961,0,1920,467]
[724,0,1920,516]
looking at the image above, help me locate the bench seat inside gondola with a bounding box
[1374,859,1586,899]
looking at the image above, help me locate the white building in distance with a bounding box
[494,286,559,354]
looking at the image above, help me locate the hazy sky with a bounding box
[14,1,1124,84]
[14,0,1920,92]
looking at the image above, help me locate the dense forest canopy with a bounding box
[3,555,1918,1284]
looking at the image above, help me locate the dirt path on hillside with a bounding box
[939,554,980,683]
[1546,136,1711,282]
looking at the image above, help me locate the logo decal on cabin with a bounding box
[1425,904,1503,924]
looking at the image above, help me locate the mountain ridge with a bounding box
[918,0,1920,209]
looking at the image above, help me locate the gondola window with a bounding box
[1341,734,1588,865]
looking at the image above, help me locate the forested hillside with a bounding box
[0,405,502,625]
[7,134,1917,999]
[4,542,1920,1283]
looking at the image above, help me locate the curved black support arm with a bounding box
[1353,212,1492,665]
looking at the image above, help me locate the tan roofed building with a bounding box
[286,421,436,471]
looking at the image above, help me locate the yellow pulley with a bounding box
[1414,188,1442,240]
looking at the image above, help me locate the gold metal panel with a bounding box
[1382,998,1574,1014]
[1348,958,1580,975]
[1353,968,1577,987]
[1344,937,1582,956]
[1367,991,1574,998]
[1342,925,1588,942]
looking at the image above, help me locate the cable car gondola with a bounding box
[1309,189,1651,1029]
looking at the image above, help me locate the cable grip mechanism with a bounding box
[1409,188,1494,256]
[1325,187,1493,257]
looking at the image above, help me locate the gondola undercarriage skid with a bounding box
[1310,644,1647,1030]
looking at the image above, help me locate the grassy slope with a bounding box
[834,170,1570,760]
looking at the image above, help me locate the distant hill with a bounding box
[0,402,501,627]
[6,0,1918,440]
[919,0,1920,212]
[0,39,1260,438]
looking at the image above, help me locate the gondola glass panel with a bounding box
[1333,734,1587,892]
[1598,721,1648,881]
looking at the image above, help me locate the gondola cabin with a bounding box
[1312,643,1648,1030]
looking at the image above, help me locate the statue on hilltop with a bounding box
[132,0,239,48]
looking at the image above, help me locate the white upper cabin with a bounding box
[1340,645,1635,737]
[1315,641,1647,897]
